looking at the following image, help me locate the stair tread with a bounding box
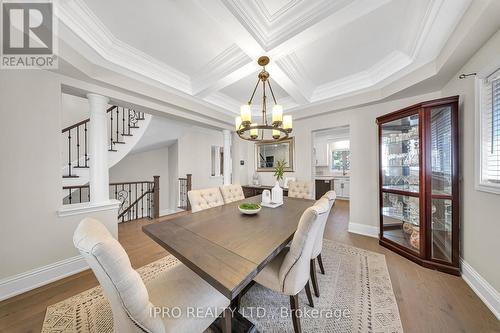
[63,175,79,178]
[73,166,89,169]
[129,126,140,129]
[121,133,133,136]
[113,141,126,144]
[108,149,118,152]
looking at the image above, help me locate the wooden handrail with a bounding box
[61,105,117,133]
[63,180,153,190]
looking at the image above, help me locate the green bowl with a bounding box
[238,203,261,215]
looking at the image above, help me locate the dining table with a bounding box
[142,194,314,332]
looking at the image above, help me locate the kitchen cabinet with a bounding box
[314,139,329,166]
[333,178,350,199]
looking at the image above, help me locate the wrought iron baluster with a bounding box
[110,110,114,151]
[116,107,119,143]
[84,122,88,167]
[76,126,80,167]
[67,129,72,177]
[122,107,125,135]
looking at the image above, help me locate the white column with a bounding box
[223,129,232,185]
[87,93,110,204]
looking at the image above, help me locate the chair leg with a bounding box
[289,294,302,333]
[310,259,320,297]
[317,253,325,275]
[304,281,314,308]
[222,307,232,333]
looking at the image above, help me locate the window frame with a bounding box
[475,67,500,195]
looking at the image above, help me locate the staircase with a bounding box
[61,106,151,188]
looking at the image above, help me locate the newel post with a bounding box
[153,175,160,218]
[186,174,192,211]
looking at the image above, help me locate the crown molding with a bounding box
[221,0,352,50]
[276,53,314,100]
[312,51,412,102]
[56,0,191,94]
[192,44,251,96]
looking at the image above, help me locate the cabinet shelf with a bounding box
[377,96,460,276]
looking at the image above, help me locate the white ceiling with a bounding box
[56,0,478,119]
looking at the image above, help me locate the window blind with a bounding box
[481,72,500,184]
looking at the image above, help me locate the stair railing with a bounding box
[178,174,192,211]
[61,106,145,178]
[62,176,159,222]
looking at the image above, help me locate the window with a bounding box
[330,140,350,174]
[478,69,500,193]
[211,146,223,177]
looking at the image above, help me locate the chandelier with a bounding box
[235,56,293,143]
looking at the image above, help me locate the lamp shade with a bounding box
[272,104,283,124]
[283,115,293,130]
[240,104,252,123]
[250,123,258,138]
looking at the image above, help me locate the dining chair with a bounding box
[188,188,225,213]
[219,184,245,204]
[309,190,336,297]
[288,180,313,199]
[252,198,330,333]
[74,218,231,333]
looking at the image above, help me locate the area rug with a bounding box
[42,240,403,333]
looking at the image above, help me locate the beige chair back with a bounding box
[188,188,224,213]
[74,218,165,333]
[220,184,245,204]
[311,191,336,258]
[278,198,329,295]
[288,180,313,199]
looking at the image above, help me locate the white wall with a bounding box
[0,70,118,283]
[109,146,169,213]
[61,93,89,128]
[178,127,224,190]
[441,29,500,293]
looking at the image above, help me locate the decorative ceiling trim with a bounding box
[56,0,191,93]
[311,51,412,102]
[254,0,299,24]
[276,53,314,100]
[191,44,251,96]
[220,0,352,50]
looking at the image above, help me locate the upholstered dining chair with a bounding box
[220,184,245,204]
[309,190,336,297]
[252,198,330,333]
[288,180,313,199]
[74,218,231,333]
[188,188,225,213]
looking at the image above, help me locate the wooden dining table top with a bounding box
[142,195,314,300]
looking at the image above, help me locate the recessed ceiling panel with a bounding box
[83,0,234,76]
[294,0,432,86]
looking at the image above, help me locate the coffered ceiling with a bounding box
[56,0,477,119]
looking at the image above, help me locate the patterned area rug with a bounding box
[42,240,403,333]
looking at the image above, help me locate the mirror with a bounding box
[255,138,294,172]
[211,146,223,177]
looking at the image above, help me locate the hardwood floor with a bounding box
[0,203,498,332]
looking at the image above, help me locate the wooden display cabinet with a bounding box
[377,96,460,275]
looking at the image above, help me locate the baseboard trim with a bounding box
[0,255,88,301]
[160,208,184,216]
[348,222,379,238]
[461,258,500,320]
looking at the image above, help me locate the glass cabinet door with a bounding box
[430,106,454,262]
[381,192,420,253]
[380,115,420,193]
[380,113,421,254]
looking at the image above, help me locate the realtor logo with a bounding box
[1,0,57,69]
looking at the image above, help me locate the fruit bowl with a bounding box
[238,203,261,215]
